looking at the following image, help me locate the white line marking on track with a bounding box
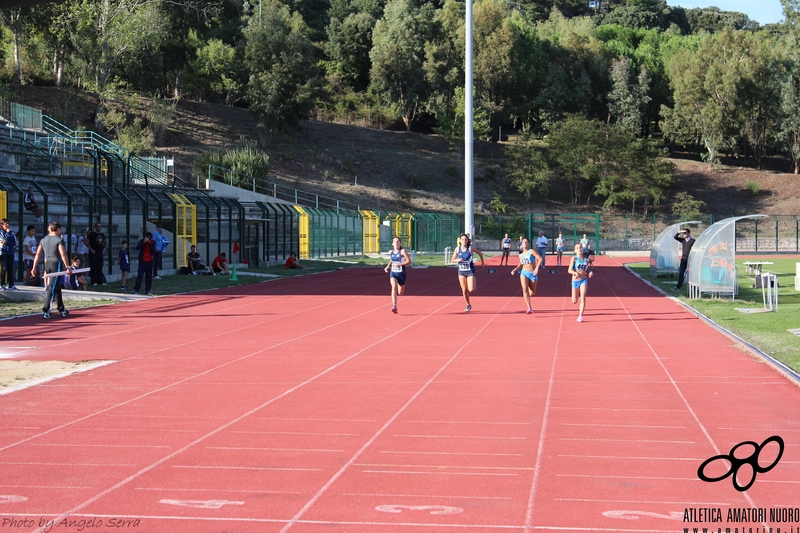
[341,492,513,500]
[172,465,322,472]
[28,291,458,533]
[557,454,703,461]
[0,485,94,490]
[362,470,518,476]
[256,417,377,422]
[561,423,686,429]
[394,434,527,440]
[524,280,570,533]
[277,292,518,533]
[3,299,394,455]
[33,444,171,448]
[379,450,523,457]
[0,495,27,503]
[558,474,696,481]
[601,268,766,520]
[232,431,359,436]
[160,499,244,509]
[375,504,463,515]
[135,488,302,494]
[552,406,687,412]
[558,438,695,444]
[405,420,531,425]
[207,446,345,452]
[0,461,136,467]
[557,498,731,505]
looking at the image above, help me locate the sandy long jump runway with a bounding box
[0,257,798,532]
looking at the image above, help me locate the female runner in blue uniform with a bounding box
[511,237,542,314]
[450,233,485,312]
[555,233,565,265]
[384,237,412,313]
[568,243,594,322]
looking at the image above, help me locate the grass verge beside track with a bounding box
[628,259,800,373]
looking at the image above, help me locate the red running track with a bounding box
[0,256,798,533]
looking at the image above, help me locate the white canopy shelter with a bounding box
[686,215,768,299]
[649,221,701,278]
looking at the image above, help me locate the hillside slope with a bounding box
[9,85,800,216]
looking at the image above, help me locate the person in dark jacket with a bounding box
[133,232,157,296]
[0,219,18,290]
[672,228,695,291]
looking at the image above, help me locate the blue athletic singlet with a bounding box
[572,256,589,289]
[556,238,564,251]
[519,250,538,282]
[389,248,406,285]
[456,246,475,276]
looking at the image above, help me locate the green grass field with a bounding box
[628,258,800,372]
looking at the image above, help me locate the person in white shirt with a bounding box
[535,231,548,267]
[500,233,511,266]
[23,225,37,286]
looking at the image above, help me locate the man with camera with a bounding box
[672,227,695,292]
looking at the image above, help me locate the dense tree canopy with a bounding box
[1,0,798,213]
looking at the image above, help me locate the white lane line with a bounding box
[0,461,136,467]
[255,417,377,422]
[558,438,695,444]
[602,270,765,516]
[561,423,686,429]
[206,447,345,453]
[2,299,390,454]
[393,434,527,440]
[341,492,513,500]
[523,280,570,533]
[404,420,531,425]
[556,454,704,461]
[558,474,696,481]
[556,498,732,505]
[379,451,524,457]
[172,465,322,472]
[0,485,95,490]
[232,431,359,436]
[277,293,517,533]
[29,293,458,533]
[134,488,302,494]
[355,463,534,471]
[362,470,518,476]
[33,444,171,448]
[552,406,687,412]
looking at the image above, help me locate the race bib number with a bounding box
[458,261,471,272]
[391,262,403,273]
[520,256,531,265]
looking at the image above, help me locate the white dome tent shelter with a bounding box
[649,220,702,278]
[686,215,768,300]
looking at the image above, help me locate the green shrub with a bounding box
[745,181,761,196]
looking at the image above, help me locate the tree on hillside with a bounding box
[607,55,650,135]
[661,29,781,170]
[660,31,741,169]
[535,11,611,130]
[244,1,318,142]
[546,114,602,204]
[326,12,375,92]
[592,125,673,213]
[424,0,463,129]
[369,0,434,130]
[779,34,800,174]
[505,131,551,199]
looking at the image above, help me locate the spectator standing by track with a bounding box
[31,221,72,319]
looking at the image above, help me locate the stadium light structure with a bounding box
[464,0,474,238]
